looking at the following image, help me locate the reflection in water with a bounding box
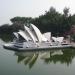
[1,34,75,69]
[15,49,75,69]
[42,50,75,66]
[15,51,39,69]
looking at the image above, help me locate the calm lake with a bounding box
[0,35,75,75]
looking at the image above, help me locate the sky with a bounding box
[0,0,75,25]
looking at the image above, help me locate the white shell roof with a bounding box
[30,24,43,42]
[13,32,19,38]
[18,30,29,41]
[52,37,64,43]
[17,24,51,43]
[43,32,51,42]
[24,26,37,42]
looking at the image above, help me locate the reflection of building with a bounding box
[15,49,75,69]
[15,51,39,69]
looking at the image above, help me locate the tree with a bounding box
[0,24,13,34]
[10,16,33,25]
[8,6,74,36]
[63,7,69,17]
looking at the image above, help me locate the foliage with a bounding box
[1,6,75,36]
[63,7,69,17]
[0,24,13,34]
[10,16,33,25]
[32,7,73,36]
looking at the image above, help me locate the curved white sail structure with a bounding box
[30,24,43,42]
[24,26,38,43]
[41,35,48,42]
[43,32,51,42]
[52,37,64,43]
[13,32,19,39]
[56,37,64,43]
[16,24,50,42]
[52,37,57,42]
[18,30,29,41]
[24,30,32,41]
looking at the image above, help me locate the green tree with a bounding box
[63,7,69,17]
[10,16,33,25]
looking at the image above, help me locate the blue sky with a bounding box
[0,0,75,25]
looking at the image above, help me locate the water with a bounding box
[0,36,75,75]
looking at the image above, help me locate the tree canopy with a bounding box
[1,6,75,36]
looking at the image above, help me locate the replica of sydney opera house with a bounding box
[3,24,71,51]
